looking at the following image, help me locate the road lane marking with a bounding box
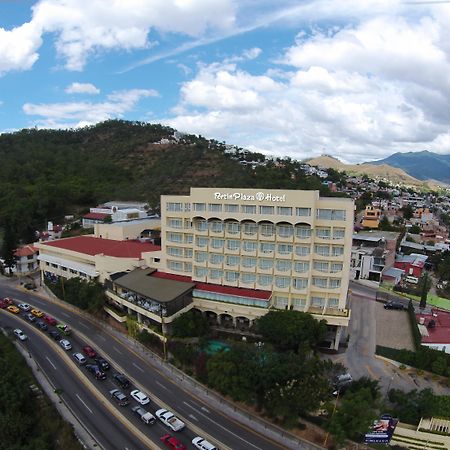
[201,406,210,413]
[156,381,169,391]
[76,394,93,414]
[78,321,88,329]
[61,312,70,318]
[113,346,122,354]
[45,356,57,370]
[132,362,144,373]
[189,414,198,421]
[98,335,106,341]
[183,401,261,449]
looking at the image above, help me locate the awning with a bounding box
[38,254,99,277]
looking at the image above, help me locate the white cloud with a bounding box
[65,82,100,95]
[23,88,158,128]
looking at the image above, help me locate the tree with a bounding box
[0,220,18,275]
[438,252,450,281]
[171,311,210,338]
[420,272,431,309]
[256,310,327,353]
[409,224,422,234]
[401,204,414,220]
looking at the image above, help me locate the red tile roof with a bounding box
[83,212,110,220]
[152,271,272,300]
[416,308,450,345]
[40,236,160,258]
[14,245,37,257]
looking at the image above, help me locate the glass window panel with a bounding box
[260,206,274,215]
[276,260,292,272]
[258,258,273,270]
[258,275,273,286]
[296,207,311,217]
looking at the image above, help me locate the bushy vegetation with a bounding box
[171,311,210,338]
[0,332,83,450]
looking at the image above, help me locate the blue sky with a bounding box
[1,0,450,163]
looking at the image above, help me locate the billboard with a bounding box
[364,414,398,444]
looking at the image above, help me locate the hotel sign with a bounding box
[214,192,286,202]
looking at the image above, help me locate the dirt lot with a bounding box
[376,302,415,351]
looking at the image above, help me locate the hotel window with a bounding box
[259,258,273,270]
[211,238,224,249]
[315,245,330,256]
[243,241,257,252]
[274,296,288,309]
[225,203,239,212]
[166,202,183,212]
[243,222,258,235]
[332,246,344,256]
[333,228,345,239]
[226,255,240,266]
[275,276,290,289]
[260,242,275,254]
[227,239,240,251]
[296,207,311,217]
[185,234,194,244]
[241,273,256,283]
[329,278,341,289]
[168,218,183,229]
[277,244,293,255]
[184,262,192,272]
[195,267,208,278]
[330,262,343,273]
[184,219,192,229]
[260,205,274,215]
[276,260,292,272]
[196,219,208,231]
[196,236,208,248]
[317,209,346,221]
[316,227,331,239]
[293,278,308,289]
[328,297,340,308]
[294,261,309,273]
[184,248,193,258]
[167,232,183,243]
[296,245,310,256]
[277,225,294,237]
[167,247,183,257]
[313,261,329,272]
[295,226,311,238]
[210,254,224,264]
[195,251,208,263]
[242,204,257,214]
[193,203,206,212]
[209,269,223,279]
[311,296,325,307]
[209,203,222,212]
[277,206,293,216]
[313,277,328,288]
[184,203,191,212]
[242,257,256,268]
[210,221,224,233]
[225,271,240,282]
[258,274,273,286]
[260,223,275,237]
[168,260,183,272]
[226,222,240,234]
[292,297,306,309]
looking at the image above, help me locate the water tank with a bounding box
[419,317,425,325]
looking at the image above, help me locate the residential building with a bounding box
[14,245,38,274]
[416,308,450,354]
[362,205,382,229]
[394,253,428,279]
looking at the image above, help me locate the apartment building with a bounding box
[362,205,382,229]
[157,187,354,348]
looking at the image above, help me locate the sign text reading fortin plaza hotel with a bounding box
[214,192,286,202]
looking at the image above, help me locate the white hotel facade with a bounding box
[160,187,354,349]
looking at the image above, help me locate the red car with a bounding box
[44,315,57,326]
[160,435,186,450]
[0,299,7,309]
[82,345,97,358]
[2,297,14,306]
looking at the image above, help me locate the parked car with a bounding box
[192,436,218,450]
[73,352,87,364]
[36,320,48,331]
[405,275,419,285]
[7,305,20,314]
[130,389,150,405]
[24,312,36,322]
[160,434,186,450]
[59,339,72,350]
[13,329,27,341]
[49,330,61,340]
[156,409,185,431]
[23,282,36,290]
[31,309,44,318]
[0,299,7,309]
[94,357,110,371]
[82,345,96,358]
[131,406,156,424]
[86,364,106,380]
[384,301,405,310]
[56,324,71,335]
[110,389,129,406]
[3,297,14,306]
[44,315,57,326]
[18,303,31,311]
[113,373,130,389]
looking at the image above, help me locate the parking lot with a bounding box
[376,301,415,351]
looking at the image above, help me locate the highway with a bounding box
[0,280,298,450]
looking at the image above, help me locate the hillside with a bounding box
[0,120,328,243]
[368,150,450,184]
[305,155,426,186]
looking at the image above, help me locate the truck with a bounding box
[131,406,156,424]
[155,409,185,431]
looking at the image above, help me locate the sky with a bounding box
[1,0,450,163]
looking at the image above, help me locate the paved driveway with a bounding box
[376,303,414,351]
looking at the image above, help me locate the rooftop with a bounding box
[83,212,110,220]
[39,235,161,258]
[416,308,450,345]
[14,245,37,257]
[353,231,400,241]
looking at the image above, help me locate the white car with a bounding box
[59,339,72,350]
[155,408,185,431]
[192,436,218,450]
[18,303,31,311]
[130,389,150,405]
[14,329,27,341]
